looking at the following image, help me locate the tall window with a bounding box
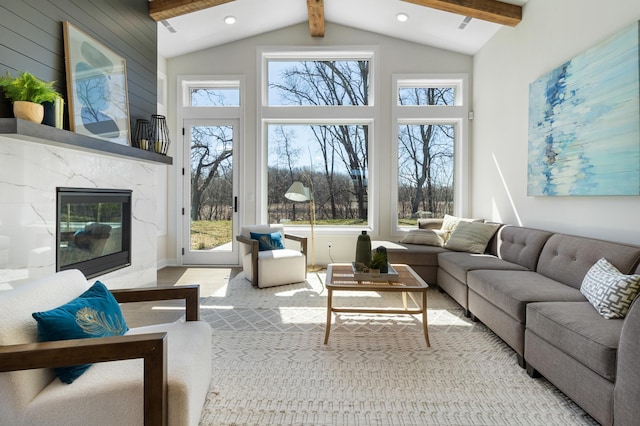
[394,76,468,228]
[262,52,374,227]
[267,123,368,225]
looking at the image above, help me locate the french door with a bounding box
[182,119,239,265]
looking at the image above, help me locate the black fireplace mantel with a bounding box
[0,118,173,165]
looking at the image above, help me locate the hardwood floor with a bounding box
[121,267,241,327]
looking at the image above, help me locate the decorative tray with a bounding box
[351,262,399,282]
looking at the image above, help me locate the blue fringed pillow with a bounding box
[250,231,285,251]
[32,281,128,384]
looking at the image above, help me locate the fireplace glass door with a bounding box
[57,188,131,278]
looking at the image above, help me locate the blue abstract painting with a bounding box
[528,22,640,196]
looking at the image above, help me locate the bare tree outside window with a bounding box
[191,87,239,107]
[189,124,233,248]
[397,87,455,224]
[186,86,239,251]
[267,60,370,226]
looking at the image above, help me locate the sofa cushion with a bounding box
[536,234,640,289]
[32,281,129,384]
[372,240,447,267]
[467,270,586,322]
[580,258,640,319]
[242,249,307,288]
[0,270,91,422]
[399,229,445,246]
[438,252,528,284]
[526,302,622,381]
[417,218,443,230]
[497,226,553,270]
[444,221,500,254]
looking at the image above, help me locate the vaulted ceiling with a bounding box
[151,0,527,58]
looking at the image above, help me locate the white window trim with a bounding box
[391,74,469,236]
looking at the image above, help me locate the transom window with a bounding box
[397,79,462,107]
[184,80,240,107]
[267,60,370,106]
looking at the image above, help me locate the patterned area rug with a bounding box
[198,271,597,426]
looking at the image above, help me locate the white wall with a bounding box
[156,54,170,268]
[165,22,473,265]
[473,0,640,245]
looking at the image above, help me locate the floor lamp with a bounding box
[285,177,318,271]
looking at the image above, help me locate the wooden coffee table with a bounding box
[324,263,430,346]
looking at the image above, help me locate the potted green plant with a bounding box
[368,250,387,277]
[0,71,61,123]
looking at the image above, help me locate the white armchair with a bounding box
[236,224,307,288]
[0,269,211,426]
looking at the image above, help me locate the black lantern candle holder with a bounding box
[132,119,150,150]
[149,114,171,155]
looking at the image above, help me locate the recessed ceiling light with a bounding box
[160,19,177,34]
[224,16,236,25]
[396,12,409,23]
[458,16,472,30]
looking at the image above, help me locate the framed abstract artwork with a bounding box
[63,21,130,145]
[528,21,640,196]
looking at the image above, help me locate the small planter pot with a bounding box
[369,268,381,278]
[13,101,44,123]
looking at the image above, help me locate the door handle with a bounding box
[234,196,238,213]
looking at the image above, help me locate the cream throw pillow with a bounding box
[444,221,500,254]
[400,229,446,246]
[580,258,640,319]
[440,214,483,241]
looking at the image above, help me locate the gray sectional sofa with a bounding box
[373,220,640,426]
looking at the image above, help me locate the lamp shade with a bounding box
[284,181,310,202]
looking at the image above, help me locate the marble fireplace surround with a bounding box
[0,120,171,290]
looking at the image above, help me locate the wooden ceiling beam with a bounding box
[401,0,522,27]
[307,0,325,37]
[149,0,236,22]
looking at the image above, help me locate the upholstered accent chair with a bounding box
[236,224,307,288]
[0,269,211,426]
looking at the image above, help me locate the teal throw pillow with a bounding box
[250,231,285,251]
[32,281,128,384]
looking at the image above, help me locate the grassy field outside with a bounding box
[190,220,232,250]
[190,218,420,250]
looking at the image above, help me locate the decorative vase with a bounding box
[149,114,170,155]
[355,230,371,266]
[13,100,44,124]
[132,119,151,150]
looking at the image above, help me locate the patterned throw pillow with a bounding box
[400,229,445,246]
[580,258,640,319]
[444,221,500,254]
[32,281,129,383]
